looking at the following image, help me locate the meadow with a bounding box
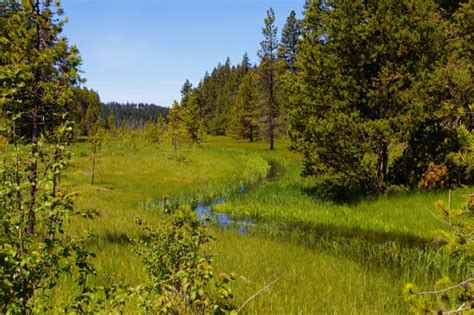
[60,136,470,313]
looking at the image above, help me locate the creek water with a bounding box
[194,193,253,234]
[193,160,281,233]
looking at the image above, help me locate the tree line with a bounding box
[178,9,301,148]
[175,0,473,200]
[0,1,233,312]
[102,101,169,130]
[69,87,169,136]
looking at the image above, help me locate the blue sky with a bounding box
[62,0,305,107]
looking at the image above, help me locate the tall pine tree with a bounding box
[278,10,301,73]
[228,71,259,142]
[258,8,279,150]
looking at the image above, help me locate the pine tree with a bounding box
[181,93,204,144]
[1,0,82,234]
[84,89,102,135]
[70,87,102,136]
[178,80,205,144]
[167,101,186,156]
[241,52,252,75]
[181,79,193,100]
[390,0,474,187]
[107,109,117,137]
[229,71,259,142]
[278,10,301,73]
[0,2,114,312]
[258,7,279,150]
[290,0,447,199]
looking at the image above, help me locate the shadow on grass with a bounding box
[261,219,431,249]
[251,219,468,281]
[103,231,133,245]
[300,185,381,205]
[266,160,285,181]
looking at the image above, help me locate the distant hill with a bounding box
[102,102,169,129]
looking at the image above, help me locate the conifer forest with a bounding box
[0,0,473,313]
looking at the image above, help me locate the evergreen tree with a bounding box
[84,89,102,134]
[229,71,259,142]
[1,0,82,140]
[390,0,474,187]
[241,52,251,74]
[278,10,301,73]
[181,79,193,100]
[107,109,117,136]
[167,101,186,155]
[181,93,205,144]
[69,87,102,136]
[193,57,252,135]
[1,0,82,234]
[258,8,280,150]
[0,2,117,312]
[290,0,447,199]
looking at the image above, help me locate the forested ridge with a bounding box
[102,102,169,129]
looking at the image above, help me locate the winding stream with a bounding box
[193,160,281,233]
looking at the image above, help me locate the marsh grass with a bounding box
[52,136,471,313]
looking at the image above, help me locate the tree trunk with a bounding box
[377,142,388,184]
[268,68,275,151]
[27,105,38,236]
[27,0,42,236]
[91,154,96,185]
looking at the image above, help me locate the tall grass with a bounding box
[53,136,471,313]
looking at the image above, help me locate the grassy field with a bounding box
[58,135,470,313]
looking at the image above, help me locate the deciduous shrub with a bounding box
[135,205,236,314]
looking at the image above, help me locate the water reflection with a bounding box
[194,194,253,234]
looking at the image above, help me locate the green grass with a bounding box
[212,230,406,314]
[62,138,268,285]
[55,135,471,313]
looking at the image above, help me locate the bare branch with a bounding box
[237,277,281,313]
[425,207,451,226]
[417,278,473,296]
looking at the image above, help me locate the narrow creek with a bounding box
[193,160,281,233]
[191,160,466,276]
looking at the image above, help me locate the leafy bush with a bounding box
[135,205,236,314]
[404,195,473,313]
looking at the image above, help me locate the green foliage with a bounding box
[0,2,126,312]
[167,101,190,158]
[258,7,280,150]
[0,0,82,138]
[135,205,236,314]
[228,71,260,142]
[167,83,206,158]
[71,87,102,136]
[1,120,71,313]
[278,10,301,73]
[391,1,473,189]
[288,0,472,199]
[90,128,107,185]
[106,109,117,137]
[143,116,167,145]
[0,116,120,313]
[117,123,137,149]
[181,94,206,144]
[404,195,473,314]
